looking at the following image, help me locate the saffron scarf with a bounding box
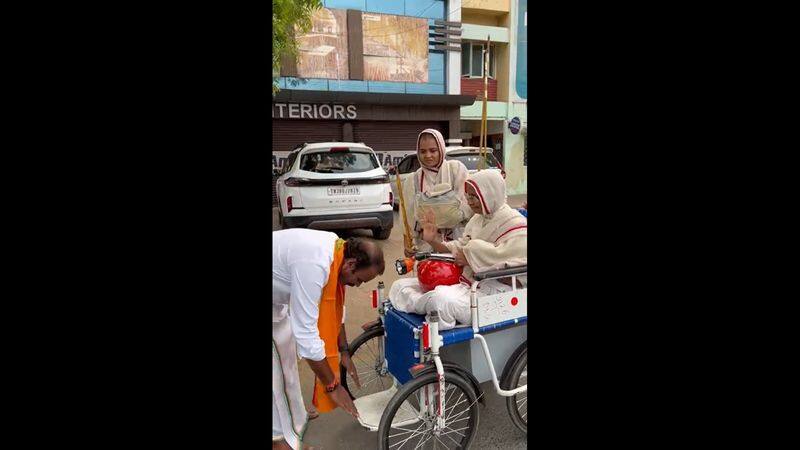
[311,238,346,413]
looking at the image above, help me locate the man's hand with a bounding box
[329,384,359,419]
[340,352,361,389]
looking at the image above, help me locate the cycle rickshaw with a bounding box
[341,253,528,449]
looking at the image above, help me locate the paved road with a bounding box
[272,195,527,449]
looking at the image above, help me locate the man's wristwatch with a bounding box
[324,379,339,393]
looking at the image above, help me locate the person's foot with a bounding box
[306,405,319,420]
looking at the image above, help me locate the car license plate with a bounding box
[328,186,360,196]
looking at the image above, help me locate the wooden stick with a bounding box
[395,173,414,252]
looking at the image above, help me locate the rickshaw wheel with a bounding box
[503,346,528,434]
[341,326,392,400]
[377,372,479,450]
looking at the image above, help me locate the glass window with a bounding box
[463,43,497,78]
[461,43,470,75]
[410,157,421,172]
[398,156,413,173]
[446,153,500,170]
[285,152,298,174]
[299,150,379,174]
[471,45,483,77]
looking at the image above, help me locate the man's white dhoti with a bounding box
[272,316,308,448]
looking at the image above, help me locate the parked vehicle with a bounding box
[275,142,394,239]
[388,146,504,210]
[272,168,280,206]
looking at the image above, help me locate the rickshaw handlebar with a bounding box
[413,252,455,262]
[473,265,528,281]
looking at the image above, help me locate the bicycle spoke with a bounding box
[442,429,461,447]
[444,397,467,416]
[439,426,467,438]
[389,422,426,437]
[363,340,379,361]
[378,373,387,390]
[443,393,464,421]
[356,367,378,376]
[441,384,457,414]
[443,415,469,426]
[433,434,452,449]
[444,393,482,423]
[394,399,421,419]
[413,431,434,450]
[390,422,428,449]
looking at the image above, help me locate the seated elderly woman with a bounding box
[390,170,527,330]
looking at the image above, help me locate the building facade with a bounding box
[273,0,474,173]
[456,0,527,195]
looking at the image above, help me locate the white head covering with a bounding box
[464,169,506,217]
[457,170,526,275]
[416,128,446,172]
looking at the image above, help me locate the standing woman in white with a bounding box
[400,128,473,256]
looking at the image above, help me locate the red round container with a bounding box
[417,259,462,292]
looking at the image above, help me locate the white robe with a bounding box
[392,170,527,330]
[400,128,473,252]
[272,229,339,448]
[389,277,518,329]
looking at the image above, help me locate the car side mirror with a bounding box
[387,166,397,175]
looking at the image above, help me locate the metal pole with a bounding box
[479,35,491,170]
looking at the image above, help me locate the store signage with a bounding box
[272,103,357,120]
[509,117,521,134]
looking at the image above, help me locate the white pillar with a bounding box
[447,0,462,95]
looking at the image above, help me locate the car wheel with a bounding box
[372,227,391,240]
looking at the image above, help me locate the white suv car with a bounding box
[276,142,394,239]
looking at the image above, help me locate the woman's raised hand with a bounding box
[420,208,438,243]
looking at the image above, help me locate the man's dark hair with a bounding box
[344,237,385,274]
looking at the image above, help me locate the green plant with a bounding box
[272,0,322,95]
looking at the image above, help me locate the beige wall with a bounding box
[495,42,509,101]
[463,0,510,13]
[499,6,512,28]
[462,119,504,136]
[461,10,502,26]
